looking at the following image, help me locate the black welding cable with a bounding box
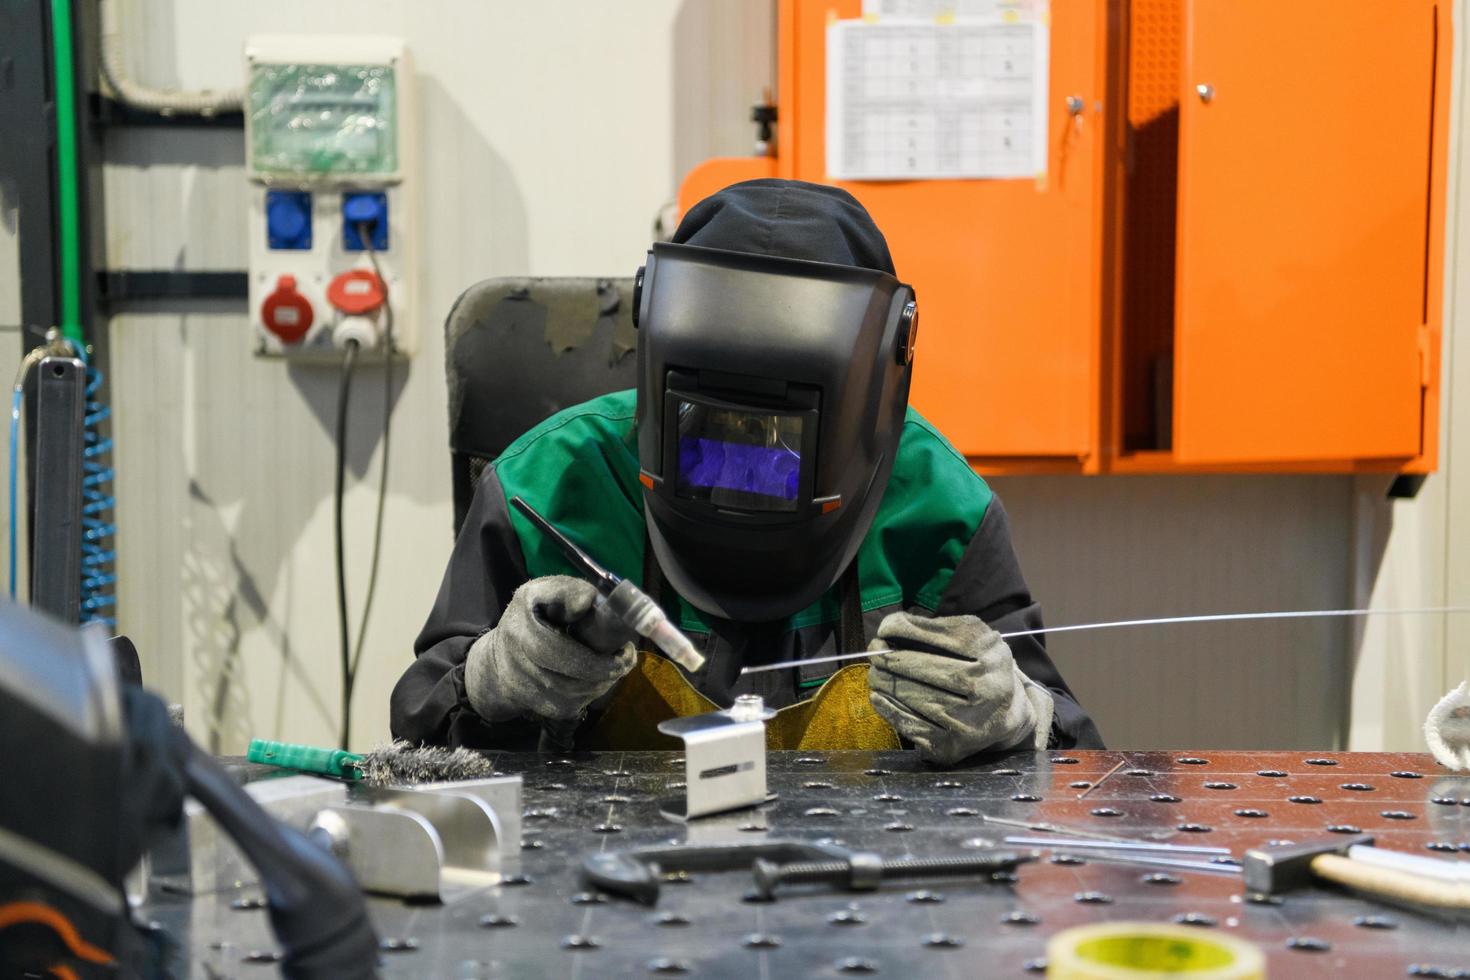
[334,338,359,750]
[333,224,396,749]
[348,224,394,701]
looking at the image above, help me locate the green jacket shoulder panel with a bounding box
[491,391,993,631]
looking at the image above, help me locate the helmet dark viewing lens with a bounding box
[674,402,803,512]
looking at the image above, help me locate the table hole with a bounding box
[479,914,518,928]
[1354,915,1398,930]
[647,958,690,975]
[561,935,600,950]
[922,933,963,949]
[742,933,781,948]
[1173,913,1216,927]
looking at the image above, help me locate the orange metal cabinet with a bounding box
[1171,1,1445,466]
[679,0,1449,475]
[683,0,1119,468]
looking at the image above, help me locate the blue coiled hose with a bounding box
[6,345,113,623]
[79,361,117,627]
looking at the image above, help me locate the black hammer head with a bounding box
[1242,834,1375,894]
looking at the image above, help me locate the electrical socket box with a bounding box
[244,36,416,360]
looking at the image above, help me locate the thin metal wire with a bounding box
[738,606,1470,676]
[1076,759,1126,800]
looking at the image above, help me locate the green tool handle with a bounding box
[247,738,363,780]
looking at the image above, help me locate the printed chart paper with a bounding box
[826,16,1049,180]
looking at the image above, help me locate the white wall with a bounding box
[3,0,1465,754]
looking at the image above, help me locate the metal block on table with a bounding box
[314,784,505,902]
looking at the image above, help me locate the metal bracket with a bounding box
[657,696,775,821]
[311,785,507,903]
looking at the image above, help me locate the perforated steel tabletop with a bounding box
[150,750,1470,978]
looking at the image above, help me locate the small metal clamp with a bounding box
[657,695,776,821]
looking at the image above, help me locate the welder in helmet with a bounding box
[391,179,1103,763]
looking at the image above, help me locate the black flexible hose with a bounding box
[350,224,393,698]
[334,340,359,749]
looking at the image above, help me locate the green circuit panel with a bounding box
[248,62,398,177]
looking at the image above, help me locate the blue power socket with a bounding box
[265,191,312,250]
[342,192,389,251]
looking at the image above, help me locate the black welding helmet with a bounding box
[632,179,918,622]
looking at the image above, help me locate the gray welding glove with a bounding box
[465,576,638,725]
[867,612,1054,766]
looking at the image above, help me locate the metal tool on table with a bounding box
[658,693,776,820]
[160,769,522,901]
[510,495,705,673]
[309,780,520,902]
[993,835,1240,877]
[581,839,1035,905]
[982,814,1176,843]
[246,736,497,784]
[583,839,854,905]
[1244,835,1470,916]
[752,846,1037,900]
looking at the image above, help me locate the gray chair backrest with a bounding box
[444,277,638,535]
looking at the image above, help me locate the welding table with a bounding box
[151,750,1470,978]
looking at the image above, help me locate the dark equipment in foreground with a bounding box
[0,600,378,978]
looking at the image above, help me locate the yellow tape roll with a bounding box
[1047,923,1265,980]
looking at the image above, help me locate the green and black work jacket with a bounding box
[390,391,1103,751]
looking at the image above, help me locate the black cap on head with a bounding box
[671,178,896,276]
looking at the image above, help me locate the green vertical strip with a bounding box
[49,0,85,349]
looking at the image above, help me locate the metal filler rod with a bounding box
[738,606,1469,676]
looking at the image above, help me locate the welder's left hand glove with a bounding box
[866,612,1054,766]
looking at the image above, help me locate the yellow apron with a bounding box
[580,651,900,751]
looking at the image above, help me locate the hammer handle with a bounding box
[1311,854,1470,911]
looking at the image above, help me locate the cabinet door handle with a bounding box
[1196,83,1215,104]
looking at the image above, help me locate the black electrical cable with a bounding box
[334,221,395,749]
[333,338,359,749]
[351,223,393,685]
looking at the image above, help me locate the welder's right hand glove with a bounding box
[866,611,1054,767]
[465,575,637,725]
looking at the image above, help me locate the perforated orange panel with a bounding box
[1120,0,1181,451]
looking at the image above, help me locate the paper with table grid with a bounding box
[826,11,1049,181]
